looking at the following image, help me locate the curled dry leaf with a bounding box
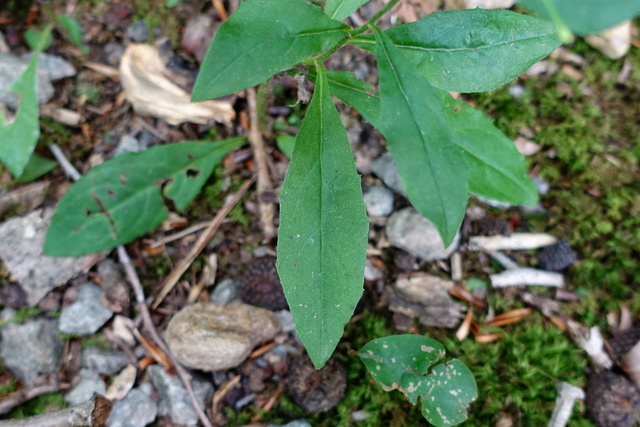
[106,364,137,400]
[119,44,234,125]
[456,306,473,341]
[621,342,640,391]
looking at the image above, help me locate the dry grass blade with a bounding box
[475,333,504,344]
[456,307,473,341]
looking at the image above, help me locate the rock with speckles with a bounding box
[164,302,279,371]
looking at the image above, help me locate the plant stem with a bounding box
[351,0,401,37]
[315,0,401,64]
[540,0,572,43]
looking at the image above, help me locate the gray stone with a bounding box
[274,310,295,334]
[371,152,406,197]
[0,314,63,385]
[209,278,238,305]
[386,208,459,261]
[22,52,76,81]
[147,365,214,426]
[363,185,394,217]
[585,20,631,60]
[65,369,106,405]
[126,20,149,43]
[0,53,53,109]
[83,347,130,375]
[59,283,113,335]
[165,302,279,371]
[107,384,158,427]
[0,208,97,305]
[114,135,147,156]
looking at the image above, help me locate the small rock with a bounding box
[126,19,149,43]
[107,384,158,427]
[65,369,107,406]
[114,135,147,156]
[585,20,631,60]
[22,52,76,81]
[83,347,130,376]
[0,313,63,385]
[364,259,384,281]
[274,310,295,334]
[508,84,526,99]
[59,283,114,335]
[97,259,130,314]
[532,175,550,196]
[104,42,125,66]
[0,208,98,306]
[209,278,239,305]
[286,356,346,413]
[371,152,406,197]
[384,274,466,328]
[386,208,459,261]
[351,410,371,422]
[147,364,214,426]
[181,15,215,63]
[363,185,394,217]
[164,302,280,371]
[513,136,541,156]
[537,239,577,271]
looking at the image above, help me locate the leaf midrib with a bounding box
[377,34,450,234]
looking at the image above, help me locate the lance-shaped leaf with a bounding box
[192,0,349,101]
[519,0,640,36]
[353,9,560,93]
[374,27,468,246]
[444,98,538,206]
[313,74,536,206]
[325,0,369,21]
[277,65,368,369]
[44,139,244,257]
[0,26,52,178]
[360,335,477,427]
[307,68,381,128]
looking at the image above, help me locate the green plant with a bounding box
[41,0,640,424]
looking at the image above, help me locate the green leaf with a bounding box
[24,28,52,51]
[58,16,89,54]
[444,99,538,206]
[307,72,535,206]
[44,139,244,256]
[519,0,640,36]
[353,9,561,93]
[325,0,369,21]
[360,335,477,427]
[276,64,368,369]
[276,134,295,159]
[308,68,381,128]
[17,154,57,183]
[0,25,52,178]
[192,0,350,101]
[374,27,467,245]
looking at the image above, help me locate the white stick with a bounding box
[547,382,585,427]
[491,268,564,288]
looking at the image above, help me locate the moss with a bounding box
[8,393,66,418]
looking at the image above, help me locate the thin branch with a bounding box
[246,87,276,241]
[117,246,213,427]
[151,176,256,309]
[0,394,111,427]
[0,380,68,415]
[49,143,81,181]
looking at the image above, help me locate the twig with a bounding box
[0,394,111,427]
[149,221,210,248]
[547,382,584,427]
[151,176,256,309]
[0,380,68,415]
[211,0,228,21]
[117,246,213,427]
[246,87,276,241]
[49,143,81,181]
[469,233,557,251]
[490,268,564,288]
